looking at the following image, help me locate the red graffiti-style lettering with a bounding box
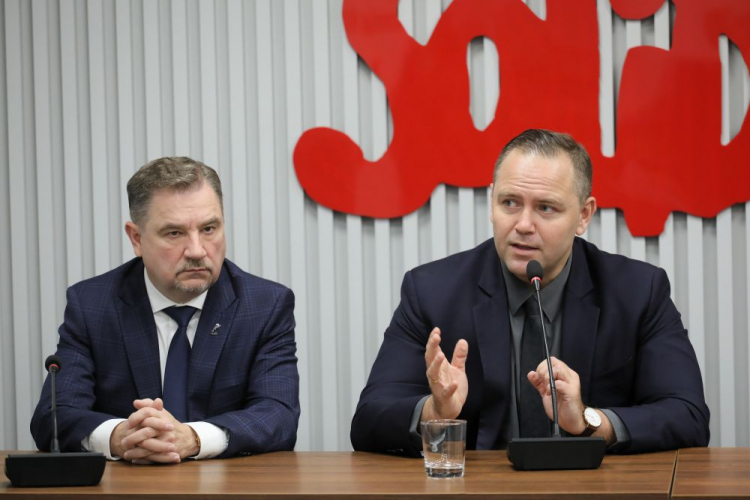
[293,0,750,236]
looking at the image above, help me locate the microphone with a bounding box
[524,261,561,438]
[45,355,61,453]
[506,260,606,470]
[526,259,543,288]
[5,355,106,487]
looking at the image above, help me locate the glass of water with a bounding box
[420,419,467,478]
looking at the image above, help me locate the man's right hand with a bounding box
[420,327,469,421]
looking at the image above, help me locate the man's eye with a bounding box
[539,205,555,213]
[503,199,518,208]
[166,231,181,237]
[203,226,215,234]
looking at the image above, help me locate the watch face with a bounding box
[584,407,602,427]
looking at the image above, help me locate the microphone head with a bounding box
[45,355,62,373]
[526,260,544,283]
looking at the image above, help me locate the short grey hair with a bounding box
[127,156,223,226]
[493,129,593,203]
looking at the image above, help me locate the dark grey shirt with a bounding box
[410,252,630,450]
[500,254,571,445]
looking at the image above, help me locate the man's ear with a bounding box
[575,196,597,236]
[125,221,143,257]
[489,183,495,225]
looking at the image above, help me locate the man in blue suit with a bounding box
[351,129,709,456]
[31,157,299,463]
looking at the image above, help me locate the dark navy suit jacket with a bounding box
[351,238,709,456]
[31,258,300,457]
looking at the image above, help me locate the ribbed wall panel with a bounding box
[0,0,748,451]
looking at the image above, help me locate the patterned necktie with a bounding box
[162,306,197,422]
[519,297,552,438]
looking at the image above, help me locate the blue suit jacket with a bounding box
[31,258,300,457]
[351,238,709,456]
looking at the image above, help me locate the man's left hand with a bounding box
[528,356,615,444]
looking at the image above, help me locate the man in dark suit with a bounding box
[351,129,709,456]
[31,157,299,463]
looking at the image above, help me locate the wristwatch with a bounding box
[578,407,602,437]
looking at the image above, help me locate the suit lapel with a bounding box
[561,239,599,403]
[189,264,238,419]
[116,261,163,400]
[472,251,512,449]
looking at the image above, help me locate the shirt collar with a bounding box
[500,252,573,321]
[144,267,208,313]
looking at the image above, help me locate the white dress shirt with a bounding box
[81,269,229,460]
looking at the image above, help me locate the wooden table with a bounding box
[672,447,750,499]
[1,450,677,499]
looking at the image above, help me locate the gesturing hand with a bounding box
[527,356,614,444]
[420,327,469,421]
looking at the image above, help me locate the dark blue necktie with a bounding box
[519,297,552,438]
[162,306,197,422]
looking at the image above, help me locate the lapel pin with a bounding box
[210,323,221,336]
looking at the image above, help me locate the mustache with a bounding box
[177,259,212,273]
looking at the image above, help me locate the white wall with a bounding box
[1,0,748,451]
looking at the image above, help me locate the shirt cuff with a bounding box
[409,396,431,454]
[82,418,126,460]
[601,408,631,451]
[186,421,229,459]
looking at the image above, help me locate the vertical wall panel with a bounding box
[370,62,392,369]
[339,0,367,421]
[1,0,748,451]
[171,0,190,155]
[74,0,95,282]
[425,1,448,262]
[311,0,339,451]
[687,216,707,376]
[31,0,59,372]
[116,0,135,262]
[623,19,645,262]
[40,0,66,368]
[256,0,279,281]
[728,35,749,446]
[242,0,262,276]
[60,0,84,287]
[198,1,219,169]
[142,0,162,159]
[654,2,676,298]
[226,0,250,272]
[717,35,737,446]
[716,211,735,446]
[88,0,111,276]
[282,0,311,452]
[596,0,616,254]
[270,1,291,287]
[328,0,353,448]
[0,0,15,448]
[398,2,421,275]
[5,0,27,449]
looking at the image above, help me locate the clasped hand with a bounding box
[110,398,199,464]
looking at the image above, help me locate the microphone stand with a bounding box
[5,356,106,487]
[506,272,606,470]
[50,364,60,453]
[532,276,561,439]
